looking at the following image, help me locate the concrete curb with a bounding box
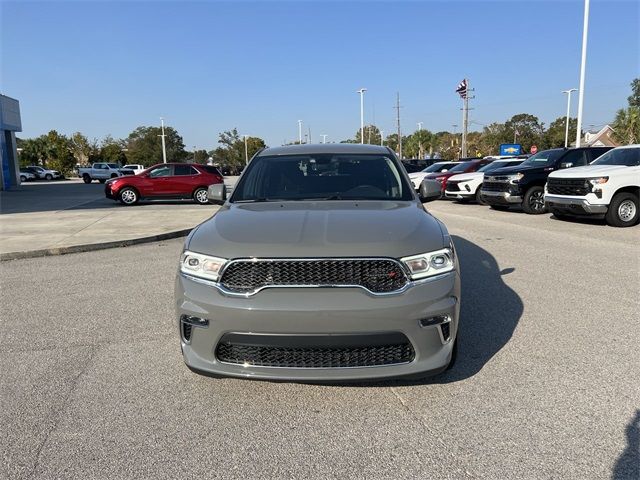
[0,228,192,262]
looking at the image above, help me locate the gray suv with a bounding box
[175,144,460,381]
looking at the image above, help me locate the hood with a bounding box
[448,172,482,182]
[425,172,450,179]
[549,165,632,178]
[490,163,542,175]
[408,172,427,179]
[188,201,446,259]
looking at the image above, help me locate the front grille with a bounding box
[181,322,193,342]
[440,323,451,342]
[482,181,510,192]
[547,178,590,196]
[215,333,415,368]
[447,182,461,191]
[219,259,409,294]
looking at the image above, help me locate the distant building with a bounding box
[574,125,620,148]
[0,94,22,190]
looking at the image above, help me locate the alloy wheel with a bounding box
[529,191,545,212]
[121,189,137,204]
[195,189,208,204]
[618,199,637,222]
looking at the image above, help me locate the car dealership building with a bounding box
[0,94,22,191]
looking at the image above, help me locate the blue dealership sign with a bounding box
[499,144,522,156]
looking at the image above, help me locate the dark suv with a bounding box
[480,147,612,214]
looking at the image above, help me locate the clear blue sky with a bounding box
[1,0,638,150]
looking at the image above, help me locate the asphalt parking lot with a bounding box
[1,200,638,479]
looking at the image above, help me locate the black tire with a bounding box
[45,173,53,181]
[99,179,106,184]
[605,192,639,227]
[20,175,26,182]
[550,208,569,220]
[522,186,547,214]
[475,188,487,205]
[119,187,139,205]
[193,187,209,205]
[490,205,509,211]
[82,174,92,184]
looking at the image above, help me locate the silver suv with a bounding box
[175,144,460,381]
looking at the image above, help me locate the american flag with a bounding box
[456,79,467,99]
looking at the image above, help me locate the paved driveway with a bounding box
[1,201,638,479]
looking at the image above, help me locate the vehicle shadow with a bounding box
[612,410,640,480]
[549,212,608,227]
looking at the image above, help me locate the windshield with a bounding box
[591,148,640,166]
[422,162,455,173]
[123,165,138,169]
[107,163,119,169]
[447,161,473,173]
[231,154,413,202]
[520,149,564,167]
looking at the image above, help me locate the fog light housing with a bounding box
[419,314,451,327]
[180,315,209,327]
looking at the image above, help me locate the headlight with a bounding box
[180,251,227,282]
[401,248,455,280]
[508,173,524,184]
[588,177,608,186]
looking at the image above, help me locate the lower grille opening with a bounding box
[181,322,193,342]
[215,333,415,368]
[440,323,451,343]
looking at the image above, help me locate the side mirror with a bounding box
[560,162,574,169]
[419,179,442,202]
[207,183,226,204]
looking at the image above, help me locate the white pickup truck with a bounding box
[78,163,132,183]
[545,145,640,227]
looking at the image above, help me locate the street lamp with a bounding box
[298,120,303,144]
[380,130,384,146]
[158,117,167,163]
[417,122,423,159]
[242,135,249,165]
[357,88,367,144]
[562,88,578,148]
[575,0,590,147]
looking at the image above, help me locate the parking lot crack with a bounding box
[26,345,98,480]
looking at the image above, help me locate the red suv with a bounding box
[105,163,224,205]
[425,158,491,192]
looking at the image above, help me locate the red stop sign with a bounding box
[530,145,538,154]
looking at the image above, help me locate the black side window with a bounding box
[149,165,172,177]
[560,150,588,167]
[174,165,197,176]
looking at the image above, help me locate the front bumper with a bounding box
[544,194,608,215]
[104,184,117,200]
[445,189,474,200]
[175,272,460,381]
[480,190,522,205]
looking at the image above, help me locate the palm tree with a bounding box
[612,106,640,145]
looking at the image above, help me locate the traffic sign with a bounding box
[499,144,522,156]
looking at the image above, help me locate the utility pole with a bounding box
[417,122,423,159]
[159,117,167,163]
[320,134,327,144]
[395,92,402,159]
[460,80,474,158]
[298,120,302,144]
[243,135,249,165]
[575,0,590,147]
[562,89,578,148]
[380,130,384,146]
[357,88,367,144]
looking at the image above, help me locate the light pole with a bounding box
[357,88,367,144]
[380,130,384,146]
[562,88,578,148]
[320,134,328,144]
[159,117,167,163]
[298,120,303,144]
[575,0,590,147]
[242,135,249,165]
[417,122,423,159]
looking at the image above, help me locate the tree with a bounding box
[479,122,510,155]
[16,136,48,166]
[125,125,187,166]
[433,131,460,160]
[211,128,266,171]
[192,149,209,164]
[611,106,640,145]
[628,78,640,108]
[100,135,127,164]
[45,130,75,174]
[403,129,434,158]
[354,125,382,145]
[505,113,545,152]
[543,116,577,148]
[69,132,98,165]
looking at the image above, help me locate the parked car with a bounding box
[78,163,130,183]
[408,161,458,190]
[544,145,639,227]
[481,147,612,214]
[19,169,37,182]
[24,165,62,180]
[425,157,492,193]
[177,144,459,381]
[105,163,224,205]
[122,164,145,175]
[402,159,437,173]
[445,158,525,203]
